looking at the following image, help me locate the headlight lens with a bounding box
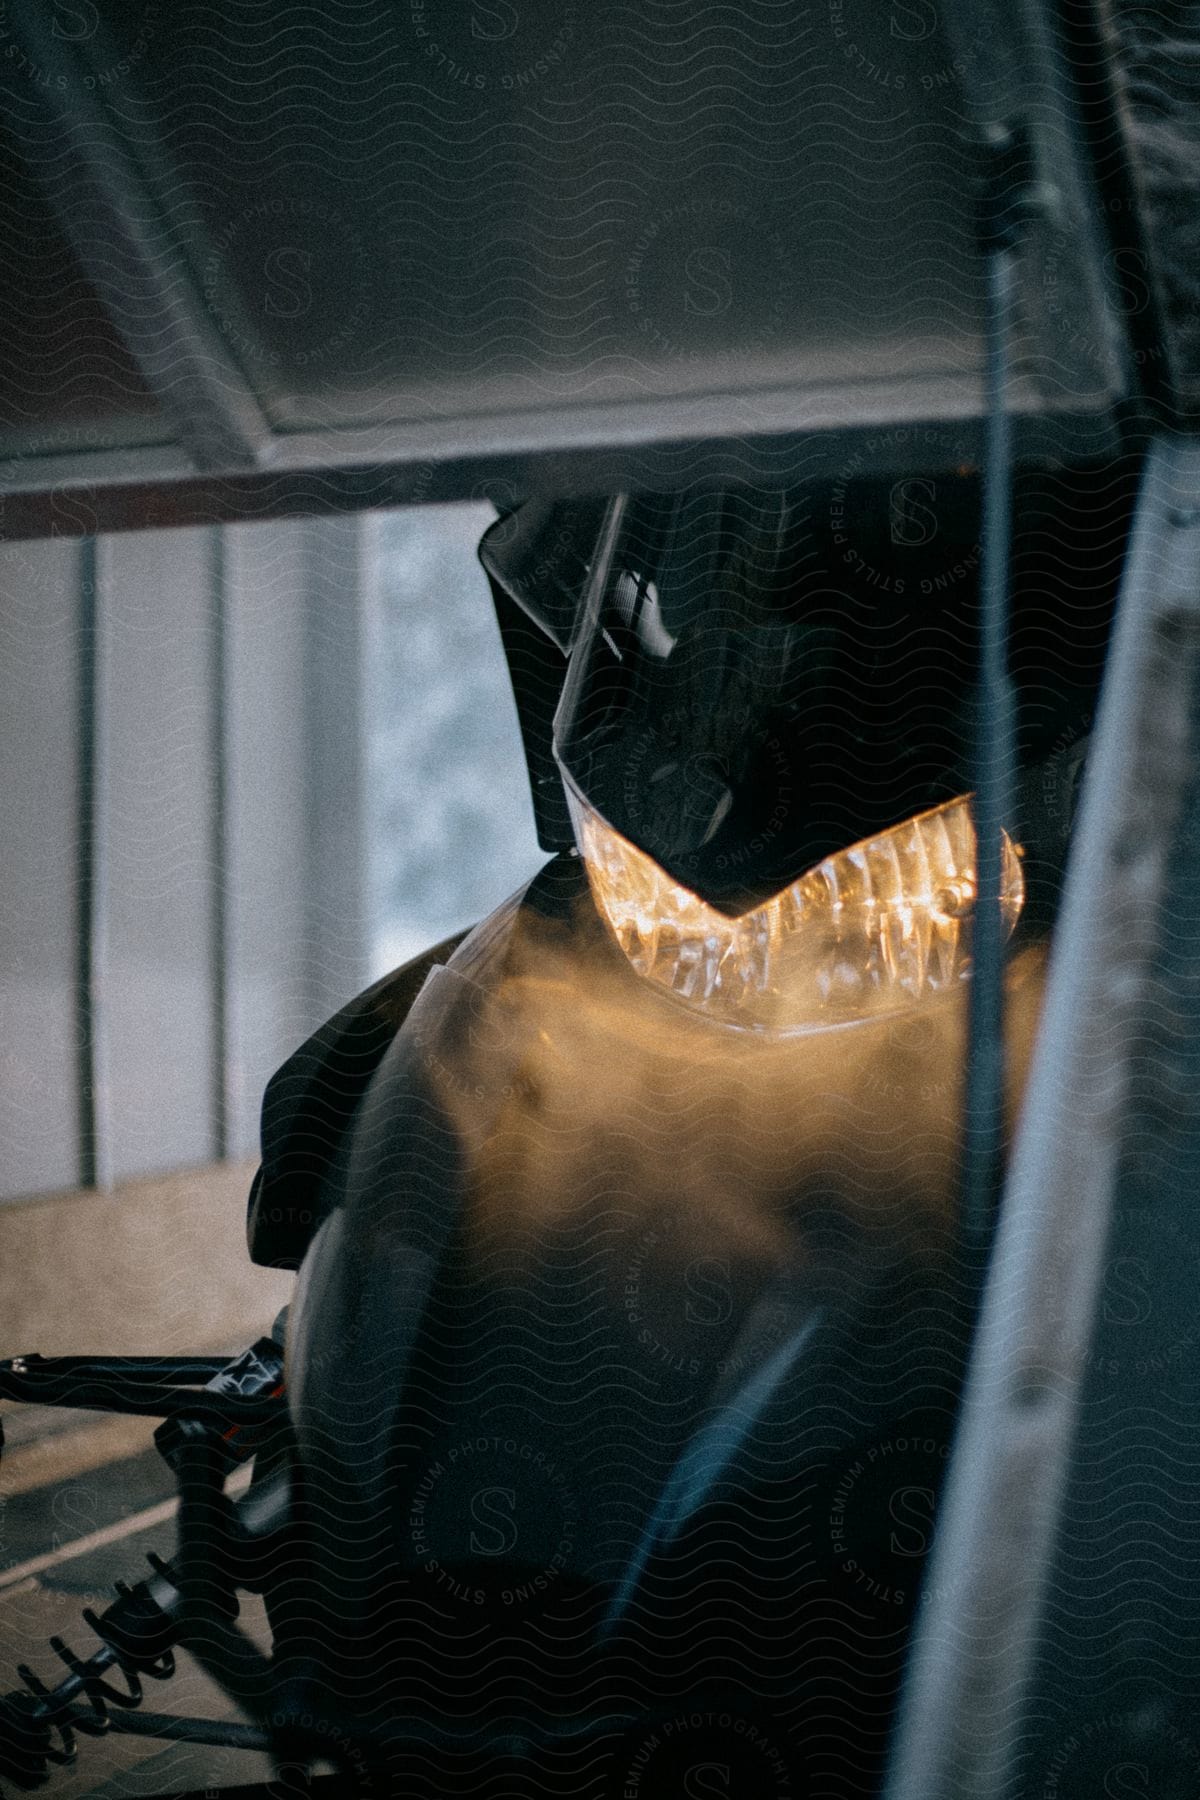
[568,789,1024,1034]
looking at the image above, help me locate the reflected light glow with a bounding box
[569,791,1025,1034]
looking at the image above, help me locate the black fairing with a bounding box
[482,466,1138,913]
[246,927,469,1270]
[274,858,1044,1794]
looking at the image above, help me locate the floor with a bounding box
[0,1406,275,1797]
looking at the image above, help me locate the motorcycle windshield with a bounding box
[553,487,973,916]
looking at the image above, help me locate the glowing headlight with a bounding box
[568,791,1024,1034]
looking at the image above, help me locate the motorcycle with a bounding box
[0,457,1135,1797]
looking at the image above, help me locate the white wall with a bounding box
[0,515,372,1201]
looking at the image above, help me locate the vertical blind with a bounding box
[0,514,372,1202]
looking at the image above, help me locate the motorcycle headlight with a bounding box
[568,788,1024,1035]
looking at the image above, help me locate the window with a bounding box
[367,504,545,975]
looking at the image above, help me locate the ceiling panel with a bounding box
[0,0,1143,536]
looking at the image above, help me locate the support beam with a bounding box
[886,436,1200,1798]
[3,7,272,472]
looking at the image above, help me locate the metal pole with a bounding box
[961,239,1018,1263]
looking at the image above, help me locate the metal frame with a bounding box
[0,409,1125,543]
[886,434,1200,1799]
